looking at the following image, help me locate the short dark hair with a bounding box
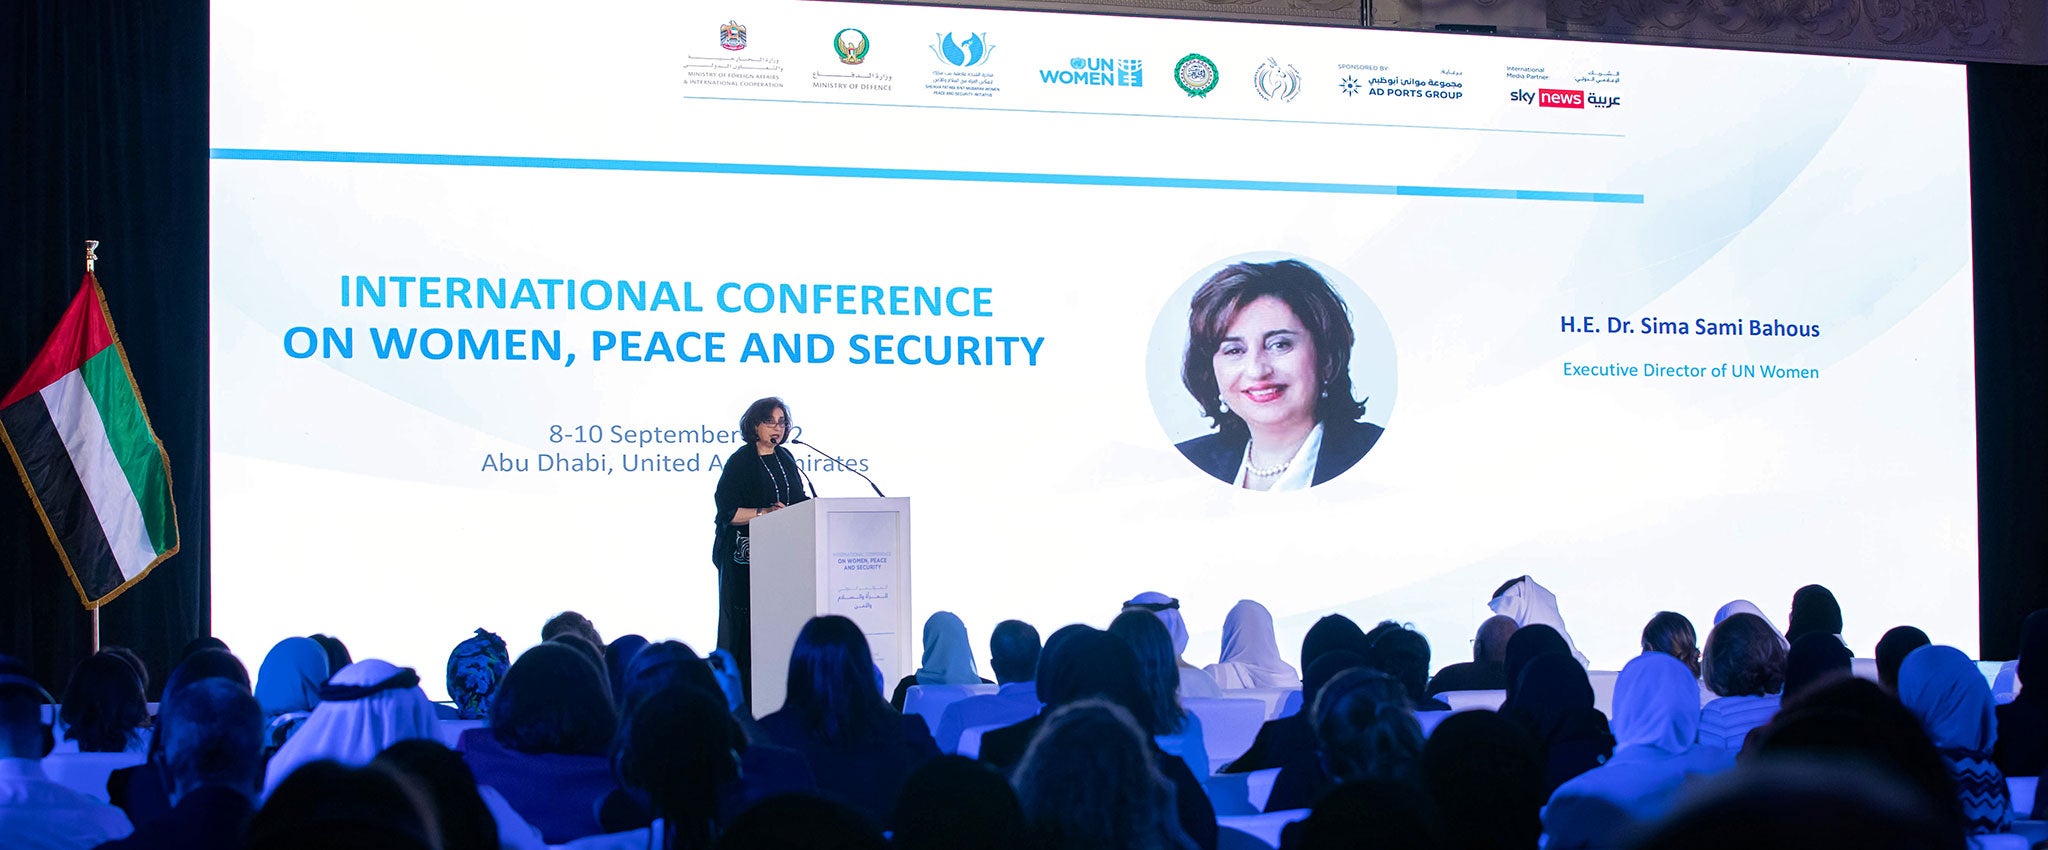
[739,397,790,440]
[59,651,149,753]
[614,684,739,847]
[248,760,437,850]
[161,678,264,798]
[989,620,1041,685]
[1704,613,1787,697]
[309,635,353,675]
[1180,260,1365,440]
[490,642,616,756]
[1642,612,1702,679]
[1365,627,1433,706]
[0,655,49,755]
[542,611,603,648]
[1313,668,1422,786]
[1874,626,1932,693]
[784,615,895,746]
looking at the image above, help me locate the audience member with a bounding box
[1013,700,1196,850]
[103,646,152,698]
[935,620,1041,753]
[1896,645,2013,834]
[1489,577,1590,666]
[1279,778,1440,850]
[1994,608,2048,778]
[1874,626,1932,693]
[1426,615,1516,696]
[1422,710,1542,850]
[1501,624,1572,711]
[1300,614,1373,672]
[1749,676,1964,835]
[253,637,328,753]
[605,635,651,709]
[758,616,939,829]
[543,611,605,649]
[1110,611,1210,777]
[1629,757,1965,850]
[1542,652,1727,849]
[575,684,741,850]
[306,635,352,678]
[446,628,510,721]
[1712,599,1788,649]
[715,794,886,850]
[548,633,611,687]
[1226,650,1367,773]
[459,641,617,843]
[1697,613,1785,750]
[374,739,509,850]
[1205,600,1301,689]
[100,679,264,850]
[55,651,151,754]
[107,649,252,829]
[1503,652,1614,795]
[262,659,440,798]
[178,638,230,664]
[1784,584,1844,646]
[889,756,1025,850]
[246,760,436,850]
[1640,612,1701,679]
[1782,632,1853,700]
[1124,592,1223,698]
[1368,626,1450,711]
[1267,667,1422,811]
[0,654,134,848]
[890,612,991,711]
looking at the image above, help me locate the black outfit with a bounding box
[1175,417,1383,487]
[711,443,809,699]
[976,714,1219,850]
[1224,714,1313,774]
[1426,660,1507,696]
[95,784,253,850]
[755,709,938,830]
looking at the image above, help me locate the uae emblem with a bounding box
[1175,54,1217,98]
[719,20,747,51]
[834,28,870,65]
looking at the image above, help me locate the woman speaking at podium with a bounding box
[712,397,809,697]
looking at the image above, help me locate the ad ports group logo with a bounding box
[1252,58,1301,102]
[1040,57,1142,87]
[932,32,992,68]
[1510,88,1621,109]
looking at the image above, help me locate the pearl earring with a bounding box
[1218,400,1230,413]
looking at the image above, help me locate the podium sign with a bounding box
[749,497,912,714]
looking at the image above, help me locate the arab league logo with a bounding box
[719,20,747,51]
[1254,58,1300,102]
[1175,54,1217,97]
[834,28,870,65]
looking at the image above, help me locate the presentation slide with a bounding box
[209,0,1976,696]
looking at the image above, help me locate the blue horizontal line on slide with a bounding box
[208,148,1646,205]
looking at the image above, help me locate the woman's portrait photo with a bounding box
[1148,254,1396,491]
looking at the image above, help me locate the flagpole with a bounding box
[85,240,100,653]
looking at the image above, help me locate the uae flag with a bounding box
[1,273,178,608]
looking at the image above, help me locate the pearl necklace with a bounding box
[1245,444,1291,477]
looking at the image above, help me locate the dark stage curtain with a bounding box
[1,1,209,696]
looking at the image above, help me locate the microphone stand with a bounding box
[789,438,886,497]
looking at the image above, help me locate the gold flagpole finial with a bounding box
[85,240,99,273]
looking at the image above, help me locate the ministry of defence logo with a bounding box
[1253,58,1300,102]
[834,28,870,65]
[932,32,992,68]
[1175,53,1217,97]
[719,20,747,51]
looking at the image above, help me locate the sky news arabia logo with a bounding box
[1510,88,1619,109]
[1253,58,1301,102]
[834,28,869,65]
[932,32,992,68]
[719,20,747,51]
[1175,54,1217,97]
[1040,58,1142,87]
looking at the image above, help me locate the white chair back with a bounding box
[42,752,146,802]
[2009,776,2037,819]
[1217,808,1310,849]
[1246,767,1281,812]
[1587,670,1619,718]
[1277,690,1303,719]
[1850,657,1880,683]
[1436,689,1506,711]
[1221,687,1301,720]
[1203,772,1256,816]
[1991,660,2019,703]
[1186,698,1267,771]
[902,683,998,737]
[1415,709,1453,737]
[956,723,1002,760]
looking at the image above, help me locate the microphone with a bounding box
[783,436,819,500]
[789,437,886,497]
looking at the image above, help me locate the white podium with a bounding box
[749,497,912,714]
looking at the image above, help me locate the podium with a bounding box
[749,497,912,714]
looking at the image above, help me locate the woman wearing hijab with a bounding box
[1501,652,1613,794]
[459,642,618,844]
[254,637,329,753]
[1110,610,1210,779]
[446,628,510,721]
[1897,645,2014,834]
[1713,599,1790,649]
[1488,577,1589,666]
[890,612,992,711]
[1785,584,1845,647]
[1994,609,2048,779]
[1697,613,1786,750]
[1500,624,1572,712]
[1205,600,1301,690]
[1124,592,1223,698]
[261,660,441,798]
[1542,652,1729,849]
[1013,700,1197,850]
[1783,632,1853,700]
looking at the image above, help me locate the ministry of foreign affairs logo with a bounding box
[1175,53,1217,97]
[719,20,747,51]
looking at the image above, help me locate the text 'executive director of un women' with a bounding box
[1174,260,1383,491]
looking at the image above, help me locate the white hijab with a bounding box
[1713,599,1790,650]
[261,659,442,798]
[1612,652,1701,755]
[1205,600,1301,689]
[1488,577,1590,667]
